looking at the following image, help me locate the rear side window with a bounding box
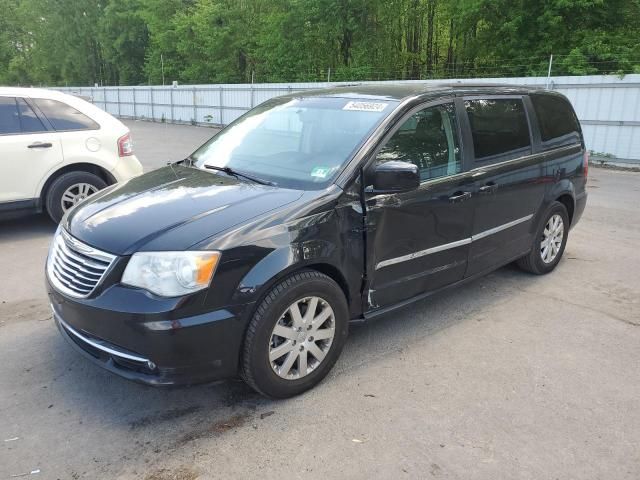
[17,98,46,133]
[33,98,99,131]
[530,94,580,142]
[465,99,531,159]
[0,97,21,134]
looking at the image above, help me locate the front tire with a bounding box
[241,270,349,398]
[517,201,569,275]
[46,171,107,223]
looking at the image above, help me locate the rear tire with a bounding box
[517,201,569,275]
[241,270,349,398]
[46,171,107,223]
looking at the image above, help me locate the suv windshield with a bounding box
[193,96,396,190]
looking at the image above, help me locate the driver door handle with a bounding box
[448,191,472,203]
[28,142,53,149]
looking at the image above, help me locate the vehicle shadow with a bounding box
[0,214,57,242]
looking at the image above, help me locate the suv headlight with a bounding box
[122,251,220,297]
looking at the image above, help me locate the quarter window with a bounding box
[465,99,531,159]
[530,94,580,142]
[33,98,99,131]
[375,103,462,181]
[17,98,46,133]
[0,97,21,134]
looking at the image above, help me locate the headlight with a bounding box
[122,251,220,297]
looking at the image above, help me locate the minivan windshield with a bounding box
[192,96,396,190]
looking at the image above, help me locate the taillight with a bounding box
[118,133,133,157]
[583,150,589,182]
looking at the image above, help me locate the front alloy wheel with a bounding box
[269,296,336,380]
[241,270,349,398]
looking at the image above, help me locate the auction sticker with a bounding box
[310,166,332,179]
[343,101,388,112]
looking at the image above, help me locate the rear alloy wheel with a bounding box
[517,201,569,275]
[241,270,349,398]
[60,182,99,212]
[46,171,107,223]
[540,214,564,264]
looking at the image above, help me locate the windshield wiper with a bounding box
[203,165,276,186]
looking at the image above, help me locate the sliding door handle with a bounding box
[478,182,498,194]
[28,142,53,149]
[448,191,472,203]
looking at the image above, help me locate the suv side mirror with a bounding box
[365,161,420,194]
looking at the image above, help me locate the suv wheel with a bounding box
[241,270,349,398]
[517,201,569,275]
[46,171,107,223]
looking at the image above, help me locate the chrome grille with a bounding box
[47,229,116,298]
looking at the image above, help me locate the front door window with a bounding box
[375,102,461,181]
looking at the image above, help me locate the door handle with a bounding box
[28,142,53,149]
[478,182,498,194]
[448,191,472,203]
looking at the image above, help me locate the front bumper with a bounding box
[48,277,253,386]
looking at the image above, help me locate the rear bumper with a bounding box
[111,154,144,182]
[48,277,253,386]
[572,191,588,228]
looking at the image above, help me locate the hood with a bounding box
[65,165,304,255]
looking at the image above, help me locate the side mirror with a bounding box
[365,161,420,194]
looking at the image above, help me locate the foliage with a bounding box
[1,0,639,85]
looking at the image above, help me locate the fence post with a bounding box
[103,87,107,111]
[250,83,255,108]
[192,87,197,124]
[150,87,155,122]
[116,87,121,118]
[219,86,224,125]
[132,88,137,119]
[170,87,174,123]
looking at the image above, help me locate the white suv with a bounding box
[0,87,143,223]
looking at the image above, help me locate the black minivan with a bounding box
[46,84,587,398]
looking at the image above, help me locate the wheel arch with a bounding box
[40,163,117,205]
[555,193,575,225]
[249,261,352,311]
[541,179,576,228]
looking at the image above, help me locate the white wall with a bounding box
[57,75,640,162]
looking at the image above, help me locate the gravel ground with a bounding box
[0,121,639,480]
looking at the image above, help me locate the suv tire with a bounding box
[46,171,107,223]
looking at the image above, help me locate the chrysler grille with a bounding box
[47,229,116,298]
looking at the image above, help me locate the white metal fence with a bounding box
[57,75,640,163]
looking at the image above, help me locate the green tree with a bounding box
[0,0,638,85]
[99,0,149,85]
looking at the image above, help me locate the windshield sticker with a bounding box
[310,166,332,179]
[343,101,388,112]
